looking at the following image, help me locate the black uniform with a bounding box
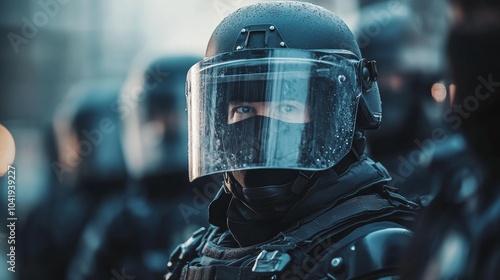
[67,174,213,280]
[168,146,420,279]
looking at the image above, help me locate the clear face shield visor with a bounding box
[186,49,362,181]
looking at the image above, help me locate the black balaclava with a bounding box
[223,115,316,219]
[222,124,363,223]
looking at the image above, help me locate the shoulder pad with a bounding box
[327,227,413,279]
[166,227,207,279]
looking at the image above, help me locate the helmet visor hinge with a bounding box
[358,59,378,91]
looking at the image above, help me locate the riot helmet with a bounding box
[53,81,127,190]
[121,55,201,180]
[356,3,445,141]
[186,1,380,184]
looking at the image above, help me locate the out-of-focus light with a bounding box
[449,84,456,104]
[431,83,447,103]
[437,231,468,278]
[0,124,16,176]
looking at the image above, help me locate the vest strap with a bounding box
[285,194,392,242]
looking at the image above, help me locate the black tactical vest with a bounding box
[167,160,420,279]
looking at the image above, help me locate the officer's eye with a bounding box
[228,102,259,124]
[272,101,310,123]
[278,104,297,114]
[235,106,255,114]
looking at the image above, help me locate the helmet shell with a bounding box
[206,1,361,57]
[205,1,381,130]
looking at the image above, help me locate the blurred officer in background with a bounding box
[166,2,420,279]
[17,81,128,279]
[356,2,454,200]
[67,55,214,280]
[403,0,500,278]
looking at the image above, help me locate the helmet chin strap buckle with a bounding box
[291,171,316,194]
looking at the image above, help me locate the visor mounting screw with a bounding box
[331,257,345,273]
[241,28,247,33]
[279,41,285,47]
[269,25,275,31]
[236,46,242,50]
[331,257,342,268]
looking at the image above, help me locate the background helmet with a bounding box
[121,55,201,180]
[357,3,445,139]
[53,80,127,189]
[186,1,380,181]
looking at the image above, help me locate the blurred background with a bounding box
[0,0,452,279]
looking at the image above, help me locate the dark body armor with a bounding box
[167,158,420,280]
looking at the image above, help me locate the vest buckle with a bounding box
[252,250,291,274]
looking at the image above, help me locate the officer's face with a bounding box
[227,100,310,124]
